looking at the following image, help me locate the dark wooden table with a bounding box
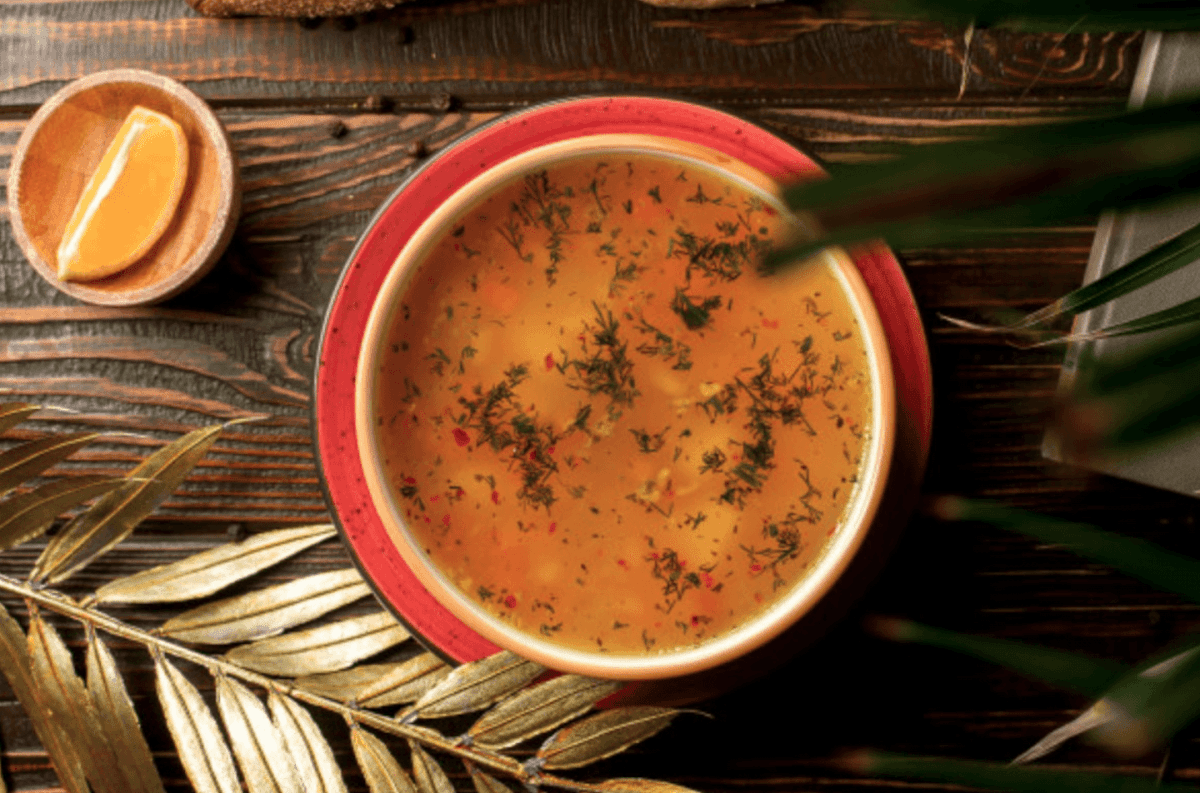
[2,2,1195,791]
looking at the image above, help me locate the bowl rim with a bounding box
[5,68,240,307]
[353,134,897,679]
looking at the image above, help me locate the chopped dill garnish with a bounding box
[563,302,640,408]
[630,426,670,454]
[671,288,722,330]
[685,183,719,205]
[647,547,700,613]
[633,316,693,370]
[609,260,639,296]
[699,447,726,474]
[455,365,560,511]
[427,347,452,376]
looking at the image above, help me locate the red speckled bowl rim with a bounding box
[314,95,933,666]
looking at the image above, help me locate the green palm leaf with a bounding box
[1027,295,1200,346]
[942,219,1200,339]
[934,497,1200,604]
[868,617,1128,697]
[769,99,1200,267]
[1055,324,1200,453]
[843,751,1199,793]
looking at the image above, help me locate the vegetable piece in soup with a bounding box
[375,152,873,656]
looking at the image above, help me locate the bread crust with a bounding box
[186,0,405,18]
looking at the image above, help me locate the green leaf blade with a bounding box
[774,99,1200,264]
[1045,219,1200,322]
[847,751,1191,793]
[936,498,1200,604]
[870,617,1128,697]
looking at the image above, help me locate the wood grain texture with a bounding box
[3,1,1200,792]
[0,102,1121,522]
[0,0,1138,106]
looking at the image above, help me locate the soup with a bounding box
[373,152,873,656]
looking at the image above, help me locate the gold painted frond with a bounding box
[0,405,700,793]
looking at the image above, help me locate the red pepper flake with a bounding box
[761,318,779,329]
[423,516,431,523]
[548,522,557,534]
[452,428,470,447]
[617,559,628,568]
[701,572,714,588]
[544,353,555,371]
[503,595,517,609]
[430,495,440,502]
[491,490,500,505]
[749,563,762,573]
[404,476,417,485]
[454,243,461,251]
[764,206,778,216]
[690,615,701,627]
[547,445,556,455]
[442,514,451,527]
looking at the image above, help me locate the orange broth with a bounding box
[374,152,873,656]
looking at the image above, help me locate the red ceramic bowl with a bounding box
[315,96,933,688]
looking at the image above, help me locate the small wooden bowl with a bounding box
[7,69,240,306]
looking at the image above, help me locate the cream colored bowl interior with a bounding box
[355,134,896,680]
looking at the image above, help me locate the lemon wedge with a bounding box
[56,106,189,282]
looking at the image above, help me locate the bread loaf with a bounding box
[186,0,776,17]
[186,0,408,18]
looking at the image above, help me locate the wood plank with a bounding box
[0,7,1191,781]
[0,102,1126,522]
[0,0,1140,106]
[0,524,1191,789]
